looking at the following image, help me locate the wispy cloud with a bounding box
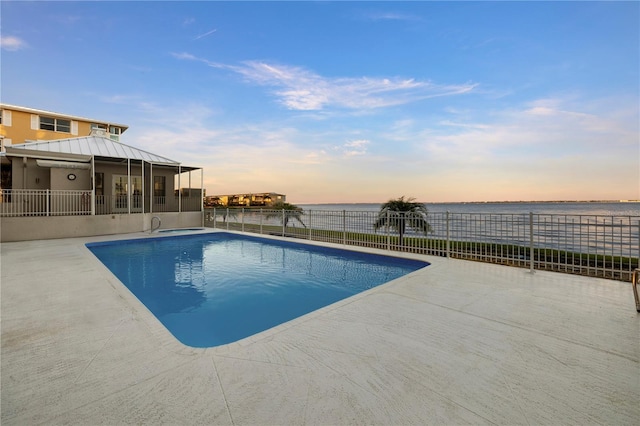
[364,12,422,22]
[421,97,637,169]
[1,36,27,51]
[240,61,476,111]
[53,15,82,25]
[336,139,370,157]
[194,28,217,40]
[172,52,197,61]
[173,53,477,111]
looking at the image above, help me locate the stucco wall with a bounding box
[0,212,203,242]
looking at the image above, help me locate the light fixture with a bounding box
[67,173,77,181]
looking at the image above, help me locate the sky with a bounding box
[1,1,638,203]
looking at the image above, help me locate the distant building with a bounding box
[205,192,285,207]
[0,103,129,150]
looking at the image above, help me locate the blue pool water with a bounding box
[87,232,429,347]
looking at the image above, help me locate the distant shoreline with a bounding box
[428,200,640,204]
[298,200,640,205]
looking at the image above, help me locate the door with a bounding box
[112,175,143,213]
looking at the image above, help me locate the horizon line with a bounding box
[293,199,640,205]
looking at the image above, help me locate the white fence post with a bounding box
[260,208,263,235]
[342,210,346,245]
[529,212,535,274]
[386,210,390,251]
[282,209,286,236]
[446,211,450,258]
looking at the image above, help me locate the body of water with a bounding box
[294,202,639,258]
[210,201,639,258]
[298,201,640,217]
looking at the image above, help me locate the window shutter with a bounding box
[31,114,39,130]
[71,120,78,135]
[2,110,11,126]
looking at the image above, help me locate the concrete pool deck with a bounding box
[1,231,638,425]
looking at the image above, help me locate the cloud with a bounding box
[364,12,422,22]
[237,61,476,111]
[340,139,370,157]
[419,96,638,174]
[193,28,217,40]
[1,36,27,51]
[172,52,198,61]
[54,15,82,25]
[173,53,476,111]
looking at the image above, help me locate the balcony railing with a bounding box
[205,208,640,282]
[0,189,92,216]
[0,189,202,216]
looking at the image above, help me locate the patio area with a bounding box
[1,231,638,425]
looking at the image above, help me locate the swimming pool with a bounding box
[87,232,429,347]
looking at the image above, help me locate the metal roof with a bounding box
[8,136,180,165]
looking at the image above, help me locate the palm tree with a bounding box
[265,202,306,228]
[373,196,432,245]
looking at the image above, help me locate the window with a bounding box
[0,138,11,152]
[40,116,71,133]
[95,173,104,204]
[0,109,9,126]
[1,162,11,201]
[112,175,141,210]
[109,126,121,141]
[154,176,166,197]
[1,163,11,188]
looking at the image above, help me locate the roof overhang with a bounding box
[4,146,92,163]
[36,159,92,169]
[91,157,200,173]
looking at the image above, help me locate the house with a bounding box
[0,103,129,150]
[205,192,286,207]
[0,132,203,242]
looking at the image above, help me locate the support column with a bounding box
[150,163,153,214]
[91,156,95,215]
[127,158,131,214]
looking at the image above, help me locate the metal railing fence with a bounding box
[0,189,202,216]
[205,207,640,282]
[0,189,92,216]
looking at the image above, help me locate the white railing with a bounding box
[205,208,640,282]
[0,189,91,216]
[0,189,203,216]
